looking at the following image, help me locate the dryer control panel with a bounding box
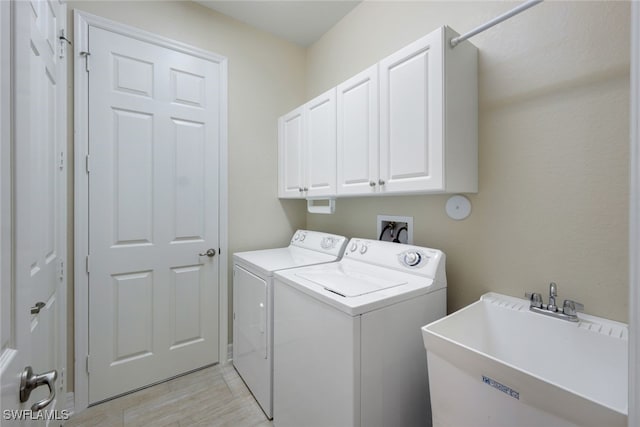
[290,230,347,258]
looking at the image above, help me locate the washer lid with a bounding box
[295,270,407,297]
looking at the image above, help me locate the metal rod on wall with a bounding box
[450,0,544,48]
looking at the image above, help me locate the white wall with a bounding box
[305,1,630,322]
[66,0,308,390]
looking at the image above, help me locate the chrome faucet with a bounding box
[525,282,583,322]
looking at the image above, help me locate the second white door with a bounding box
[87,25,222,403]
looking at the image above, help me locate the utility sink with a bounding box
[422,292,628,427]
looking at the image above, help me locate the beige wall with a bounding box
[66,0,307,390]
[305,1,630,321]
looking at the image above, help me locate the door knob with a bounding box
[20,366,57,411]
[199,248,216,258]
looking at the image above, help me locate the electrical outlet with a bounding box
[377,215,413,244]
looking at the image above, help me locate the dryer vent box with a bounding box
[377,215,413,244]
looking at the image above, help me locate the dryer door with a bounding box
[233,266,268,359]
[232,265,272,417]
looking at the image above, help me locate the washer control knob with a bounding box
[300,233,306,242]
[403,251,421,267]
[293,233,299,241]
[359,245,368,255]
[350,242,358,252]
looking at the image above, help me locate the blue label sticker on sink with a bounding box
[482,376,519,400]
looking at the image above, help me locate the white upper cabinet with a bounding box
[278,89,337,199]
[278,26,477,200]
[337,65,379,196]
[305,88,337,198]
[278,106,305,198]
[379,26,477,195]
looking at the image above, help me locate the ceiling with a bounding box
[195,1,362,47]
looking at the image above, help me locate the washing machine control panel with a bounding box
[343,238,443,278]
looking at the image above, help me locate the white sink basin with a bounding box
[422,292,628,427]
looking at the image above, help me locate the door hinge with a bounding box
[85,154,90,173]
[86,355,90,374]
[85,255,90,274]
[58,29,71,59]
[59,151,64,171]
[233,312,236,320]
[58,259,64,282]
[80,51,91,72]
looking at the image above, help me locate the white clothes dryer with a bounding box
[273,238,447,427]
[232,230,347,419]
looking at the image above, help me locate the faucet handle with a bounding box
[525,292,543,308]
[562,299,584,316]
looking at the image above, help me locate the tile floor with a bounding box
[65,363,272,427]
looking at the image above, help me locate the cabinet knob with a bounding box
[378,179,385,186]
[303,187,308,192]
[369,181,376,187]
[298,187,303,192]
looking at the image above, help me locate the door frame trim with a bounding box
[630,2,639,425]
[0,0,12,379]
[73,10,229,412]
[0,2,13,354]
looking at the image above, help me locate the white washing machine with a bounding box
[273,238,447,427]
[232,230,347,419]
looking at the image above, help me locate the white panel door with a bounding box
[379,30,444,193]
[305,89,337,198]
[1,0,67,424]
[337,65,379,196]
[88,26,220,403]
[278,107,305,199]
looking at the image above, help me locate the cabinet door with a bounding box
[337,65,379,196]
[379,28,444,193]
[278,106,305,198]
[305,88,337,198]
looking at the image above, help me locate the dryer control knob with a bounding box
[403,252,421,267]
[300,233,306,242]
[350,243,358,252]
[359,245,368,254]
[321,237,334,249]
